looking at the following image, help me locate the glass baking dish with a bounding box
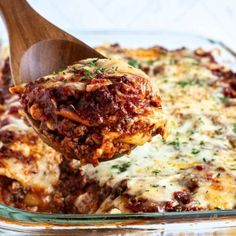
[1,31,236,235]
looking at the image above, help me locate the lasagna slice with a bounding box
[0,96,63,212]
[11,58,167,166]
[0,43,235,214]
[0,58,64,212]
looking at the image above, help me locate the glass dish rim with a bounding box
[0,30,236,226]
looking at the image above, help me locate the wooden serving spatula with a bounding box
[0,0,104,85]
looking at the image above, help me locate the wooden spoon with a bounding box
[0,0,104,85]
[0,0,107,158]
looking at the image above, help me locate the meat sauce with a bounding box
[13,58,166,166]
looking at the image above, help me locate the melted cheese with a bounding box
[82,46,236,210]
[38,58,150,89]
[0,113,61,193]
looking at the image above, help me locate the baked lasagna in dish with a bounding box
[0,43,236,213]
[11,59,167,166]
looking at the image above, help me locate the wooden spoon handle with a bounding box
[0,0,101,83]
[0,0,75,48]
[0,0,65,81]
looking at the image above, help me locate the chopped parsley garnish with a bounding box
[71,65,78,70]
[83,69,93,79]
[95,67,105,74]
[233,123,236,134]
[128,59,140,68]
[192,148,200,155]
[198,117,204,124]
[215,128,223,135]
[147,60,154,65]
[203,157,207,162]
[177,80,191,88]
[150,184,159,188]
[152,169,161,175]
[213,151,219,156]
[111,162,131,173]
[200,141,205,146]
[87,59,99,67]
[177,79,205,88]
[159,76,168,81]
[169,140,180,150]
[169,133,180,150]
[191,60,200,66]
[220,96,230,104]
[112,66,118,71]
[189,129,195,135]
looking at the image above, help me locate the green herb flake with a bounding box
[200,141,205,146]
[83,69,93,79]
[191,60,200,66]
[71,65,77,70]
[198,117,204,124]
[152,169,161,175]
[87,58,99,67]
[80,77,86,81]
[111,162,131,173]
[147,60,154,65]
[95,67,105,74]
[150,184,159,188]
[215,128,223,135]
[220,96,230,104]
[192,148,200,155]
[233,123,236,134]
[169,133,180,150]
[177,79,205,88]
[189,129,195,135]
[177,80,189,88]
[112,66,119,71]
[128,59,140,68]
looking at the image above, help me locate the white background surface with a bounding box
[0,0,236,50]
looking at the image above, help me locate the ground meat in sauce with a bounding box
[12,58,166,166]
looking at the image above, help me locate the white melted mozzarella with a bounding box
[0,113,61,193]
[82,49,236,210]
